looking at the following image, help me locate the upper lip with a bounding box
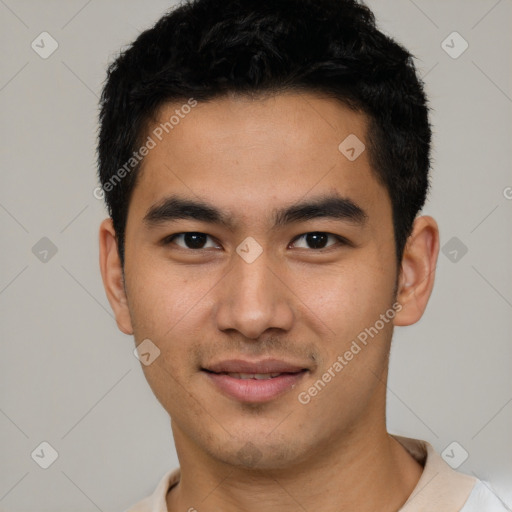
[203,358,308,374]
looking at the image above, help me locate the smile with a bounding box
[202,367,308,403]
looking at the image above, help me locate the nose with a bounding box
[214,246,294,340]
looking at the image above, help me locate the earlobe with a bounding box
[393,216,440,327]
[98,218,134,335]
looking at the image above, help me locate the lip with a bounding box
[202,358,309,403]
[204,358,307,374]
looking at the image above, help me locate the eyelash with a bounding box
[162,232,350,251]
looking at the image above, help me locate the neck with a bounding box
[166,419,423,512]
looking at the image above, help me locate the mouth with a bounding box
[201,359,309,403]
[206,371,291,380]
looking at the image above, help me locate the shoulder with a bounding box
[460,479,511,512]
[123,468,180,512]
[392,434,510,512]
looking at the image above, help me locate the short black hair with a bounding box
[97,0,431,269]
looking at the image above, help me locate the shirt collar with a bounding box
[132,435,477,512]
[393,435,476,511]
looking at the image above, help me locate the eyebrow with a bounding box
[143,193,369,230]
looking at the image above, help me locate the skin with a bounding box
[99,91,439,512]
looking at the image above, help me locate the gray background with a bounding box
[1,0,511,510]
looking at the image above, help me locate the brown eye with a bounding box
[291,232,346,250]
[164,232,219,250]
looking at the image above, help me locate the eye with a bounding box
[290,232,347,250]
[163,232,220,250]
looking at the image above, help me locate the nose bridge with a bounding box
[214,242,293,339]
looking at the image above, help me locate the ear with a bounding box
[98,218,134,335]
[393,215,440,326]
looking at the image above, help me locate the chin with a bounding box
[211,435,310,471]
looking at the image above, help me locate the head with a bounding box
[98,0,439,470]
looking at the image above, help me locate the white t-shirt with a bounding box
[125,435,508,512]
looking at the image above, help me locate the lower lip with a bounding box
[204,371,307,403]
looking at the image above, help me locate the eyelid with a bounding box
[162,231,351,250]
[162,232,221,249]
[289,232,350,249]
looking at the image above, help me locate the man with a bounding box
[96,0,507,510]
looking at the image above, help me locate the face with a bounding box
[103,92,412,469]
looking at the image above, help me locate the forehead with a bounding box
[129,92,391,230]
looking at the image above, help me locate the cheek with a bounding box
[128,267,205,412]
[291,257,395,411]
[126,256,212,338]
[290,257,393,341]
